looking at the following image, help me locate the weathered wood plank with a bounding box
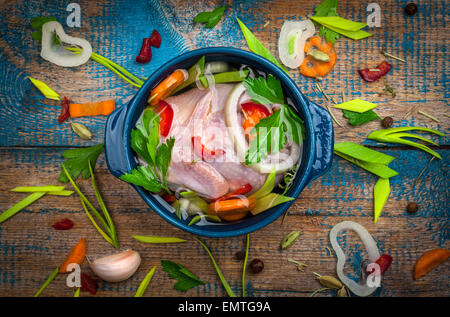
[0,147,447,297]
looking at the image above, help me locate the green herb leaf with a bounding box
[236,17,289,73]
[244,74,285,105]
[313,0,340,43]
[120,166,162,193]
[309,16,367,32]
[161,260,205,292]
[342,109,380,126]
[156,137,175,192]
[134,266,157,297]
[374,177,390,224]
[333,99,377,113]
[188,214,221,226]
[58,144,104,183]
[132,235,187,243]
[250,193,295,215]
[30,16,60,45]
[194,5,228,29]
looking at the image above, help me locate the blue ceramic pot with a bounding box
[105,47,334,238]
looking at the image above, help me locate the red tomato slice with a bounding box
[157,100,174,137]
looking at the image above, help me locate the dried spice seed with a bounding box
[337,286,349,297]
[235,251,245,261]
[407,202,419,213]
[280,230,301,249]
[381,116,394,128]
[71,122,93,140]
[404,3,418,16]
[313,272,343,289]
[249,259,264,273]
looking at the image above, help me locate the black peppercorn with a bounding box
[249,259,264,273]
[404,3,418,16]
[407,202,419,213]
[235,251,245,261]
[381,116,394,128]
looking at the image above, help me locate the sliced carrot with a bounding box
[148,69,188,106]
[219,210,249,222]
[59,238,87,273]
[300,36,337,78]
[413,248,450,280]
[69,100,116,118]
[207,196,256,216]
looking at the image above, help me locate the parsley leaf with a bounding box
[120,166,162,193]
[342,109,380,126]
[244,74,285,105]
[161,260,205,292]
[58,144,104,183]
[313,0,340,43]
[194,5,228,29]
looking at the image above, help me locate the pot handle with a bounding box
[307,100,334,181]
[104,98,133,178]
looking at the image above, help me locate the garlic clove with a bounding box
[89,250,141,282]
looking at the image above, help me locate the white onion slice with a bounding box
[329,221,381,297]
[278,20,315,69]
[41,21,92,67]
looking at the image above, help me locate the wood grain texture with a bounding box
[0,0,448,297]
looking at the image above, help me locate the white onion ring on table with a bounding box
[329,221,381,297]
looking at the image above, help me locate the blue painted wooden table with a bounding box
[0,0,448,297]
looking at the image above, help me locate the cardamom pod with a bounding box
[71,122,93,140]
[317,275,343,289]
[308,49,330,62]
[337,286,348,297]
[280,230,301,249]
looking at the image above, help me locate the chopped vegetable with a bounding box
[148,69,188,106]
[194,5,228,29]
[212,183,253,202]
[252,168,276,199]
[207,196,256,216]
[193,237,236,297]
[373,177,390,224]
[28,77,60,100]
[136,38,152,64]
[132,235,186,243]
[52,218,74,230]
[11,185,65,192]
[334,151,398,178]
[73,288,80,297]
[161,259,205,292]
[310,16,371,40]
[358,61,392,82]
[241,102,271,140]
[334,142,395,165]
[173,57,205,94]
[368,127,445,159]
[156,100,174,137]
[149,30,161,48]
[278,20,315,69]
[89,250,141,282]
[33,267,59,297]
[312,0,340,43]
[135,266,157,297]
[241,234,250,297]
[280,230,302,249]
[342,109,380,126]
[200,69,250,88]
[59,238,87,273]
[333,99,377,113]
[300,36,337,78]
[414,249,450,280]
[218,210,249,222]
[188,214,222,225]
[69,100,116,118]
[250,193,294,215]
[40,21,92,67]
[58,144,104,183]
[0,192,46,224]
[236,17,288,73]
[58,97,70,123]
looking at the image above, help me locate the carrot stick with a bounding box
[59,238,87,273]
[219,210,249,222]
[413,248,450,280]
[207,196,256,216]
[148,69,188,106]
[69,100,116,118]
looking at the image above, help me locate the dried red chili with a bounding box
[136,38,152,64]
[52,218,74,230]
[358,61,393,82]
[81,273,98,295]
[149,30,161,48]
[366,254,393,275]
[58,97,70,123]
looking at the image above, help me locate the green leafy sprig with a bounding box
[194,5,228,29]
[161,260,205,292]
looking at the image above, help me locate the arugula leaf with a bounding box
[244,74,285,105]
[342,109,380,126]
[194,5,228,29]
[58,144,104,183]
[120,166,162,193]
[161,260,205,292]
[313,0,340,43]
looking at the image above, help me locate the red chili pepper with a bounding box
[162,193,176,203]
[192,136,226,161]
[241,102,271,140]
[149,30,161,48]
[212,183,253,202]
[52,218,74,230]
[366,254,393,275]
[58,97,70,123]
[81,273,98,295]
[157,100,174,137]
[136,38,152,64]
[358,61,393,82]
